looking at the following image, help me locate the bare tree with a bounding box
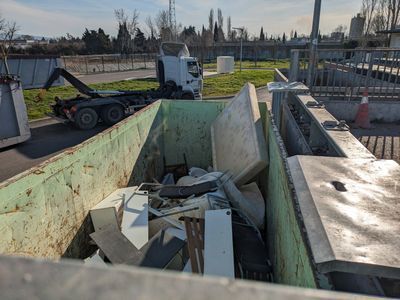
[0,16,19,75]
[114,9,140,53]
[128,9,140,53]
[380,0,400,30]
[208,9,214,34]
[114,8,128,25]
[145,16,157,38]
[155,10,171,41]
[362,0,379,35]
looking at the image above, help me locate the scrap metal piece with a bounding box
[89,225,142,265]
[204,209,235,278]
[288,156,400,279]
[158,181,218,198]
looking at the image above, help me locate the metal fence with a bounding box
[62,53,158,75]
[289,48,400,101]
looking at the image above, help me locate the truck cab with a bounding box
[157,42,203,100]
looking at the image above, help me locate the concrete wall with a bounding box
[321,100,400,123]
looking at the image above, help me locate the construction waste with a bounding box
[84,83,272,281]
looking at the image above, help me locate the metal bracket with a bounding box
[306,100,324,109]
[322,120,349,131]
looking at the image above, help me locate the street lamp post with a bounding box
[233,27,244,72]
[307,0,322,86]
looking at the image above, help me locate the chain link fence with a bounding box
[62,53,158,75]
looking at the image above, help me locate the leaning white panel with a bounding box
[204,209,234,278]
[121,191,149,249]
[211,83,268,186]
[90,187,137,232]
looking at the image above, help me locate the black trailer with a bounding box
[43,68,181,130]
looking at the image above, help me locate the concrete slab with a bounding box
[288,156,400,279]
[211,83,268,186]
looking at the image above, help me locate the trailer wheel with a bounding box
[74,108,99,130]
[101,104,125,125]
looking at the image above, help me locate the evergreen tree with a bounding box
[134,28,145,51]
[260,27,265,41]
[294,31,298,39]
[213,21,219,42]
[116,22,131,54]
[282,32,286,43]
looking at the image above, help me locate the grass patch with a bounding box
[203,70,274,97]
[203,59,289,71]
[24,70,274,120]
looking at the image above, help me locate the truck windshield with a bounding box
[187,61,199,78]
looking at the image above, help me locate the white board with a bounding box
[121,192,149,249]
[90,187,136,232]
[211,83,268,186]
[204,209,234,278]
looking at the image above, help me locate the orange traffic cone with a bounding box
[355,89,370,129]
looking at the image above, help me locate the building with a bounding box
[377,26,400,48]
[349,14,365,40]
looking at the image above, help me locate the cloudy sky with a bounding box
[0,0,361,38]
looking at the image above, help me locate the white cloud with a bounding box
[0,0,361,37]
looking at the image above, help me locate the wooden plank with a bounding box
[89,225,141,265]
[204,209,235,278]
[121,192,148,249]
[183,217,205,274]
[90,187,136,232]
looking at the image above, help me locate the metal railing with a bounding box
[289,48,400,101]
[62,53,157,75]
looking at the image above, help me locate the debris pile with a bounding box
[84,83,272,281]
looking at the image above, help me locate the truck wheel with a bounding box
[101,104,125,125]
[74,108,99,130]
[182,93,195,100]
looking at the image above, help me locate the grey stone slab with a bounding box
[211,83,268,186]
[288,156,400,279]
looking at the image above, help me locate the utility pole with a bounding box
[233,27,244,72]
[307,0,322,86]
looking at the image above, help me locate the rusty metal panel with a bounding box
[162,100,226,168]
[266,111,321,288]
[0,102,163,258]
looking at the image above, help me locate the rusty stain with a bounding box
[33,170,45,175]
[26,189,32,196]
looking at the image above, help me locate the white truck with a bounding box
[45,42,204,130]
[157,42,203,100]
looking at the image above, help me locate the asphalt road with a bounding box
[0,119,108,182]
[0,87,270,183]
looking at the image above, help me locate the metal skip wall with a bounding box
[0,100,319,288]
[0,56,64,89]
